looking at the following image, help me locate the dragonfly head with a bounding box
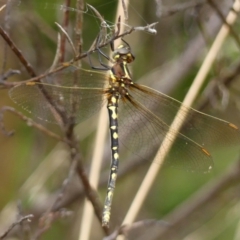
[112,43,135,64]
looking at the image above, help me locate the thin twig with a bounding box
[0,23,153,89]
[55,22,77,56]
[0,2,107,237]
[0,26,36,77]
[1,22,158,231]
[0,106,67,142]
[1,1,9,73]
[33,209,72,240]
[121,0,128,21]
[59,0,71,63]
[60,101,107,234]
[0,214,34,239]
[1,5,158,236]
[54,2,108,231]
[0,69,20,81]
[51,159,78,211]
[0,10,106,234]
[75,0,84,58]
[49,33,62,71]
[87,4,109,51]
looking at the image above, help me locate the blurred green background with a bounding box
[1,0,240,239]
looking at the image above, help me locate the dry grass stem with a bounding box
[120,0,240,234]
[78,1,130,239]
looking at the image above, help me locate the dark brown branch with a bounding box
[0,108,106,234]
[0,5,157,234]
[59,0,71,63]
[0,14,108,232]
[75,0,84,56]
[0,25,143,89]
[0,26,36,77]
[62,124,109,234]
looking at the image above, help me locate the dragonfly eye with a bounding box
[126,53,135,63]
[112,46,135,63]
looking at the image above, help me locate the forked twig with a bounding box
[33,209,71,240]
[0,2,159,237]
[0,214,34,239]
[55,22,77,56]
[0,21,157,90]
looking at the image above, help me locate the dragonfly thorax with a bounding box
[107,84,130,102]
[108,70,132,100]
[111,60,133,81]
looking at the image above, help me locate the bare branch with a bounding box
[55,22,77,56]
[58,0,71,63]
[0,214,34,239]
[0,26,36,77]
[0,106,66,142]
[74,0,84,64]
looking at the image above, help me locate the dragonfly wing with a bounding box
[118,95,214,172]
[128,84,240,152]
[9,67,107,124]
[46,66,108,88]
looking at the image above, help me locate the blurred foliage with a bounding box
[1,0,240,240]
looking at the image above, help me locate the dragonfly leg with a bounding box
[87,50,110,71]
[87,34,112,71]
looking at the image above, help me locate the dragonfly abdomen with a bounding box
[102,95,120,227]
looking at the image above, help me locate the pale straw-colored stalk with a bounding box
[78,1,129,239]
[118,1,240,239]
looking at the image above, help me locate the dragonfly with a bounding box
[9,39,240,227]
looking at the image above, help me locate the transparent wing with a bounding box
[117,84,240,172]
[130,84,240,148]
[9,67,108,123]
